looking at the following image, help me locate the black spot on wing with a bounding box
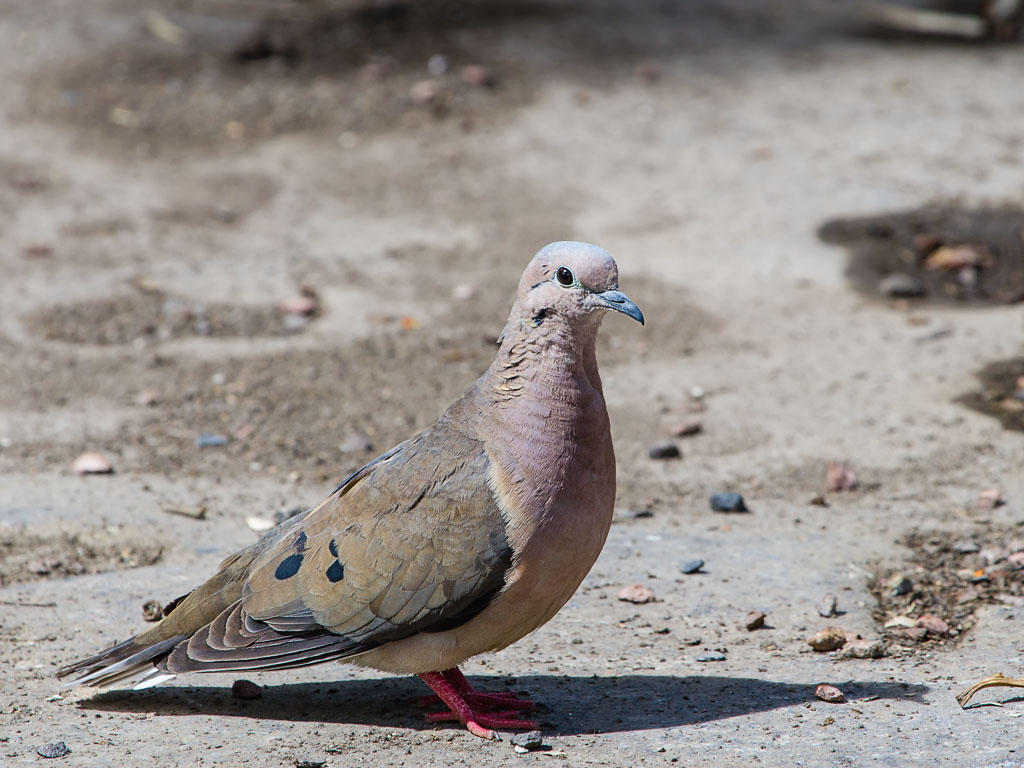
[326,560,345,583]
[328,538,338,558]
[275,553,304,580]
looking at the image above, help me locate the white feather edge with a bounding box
[62,635,185,689]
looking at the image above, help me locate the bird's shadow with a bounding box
[82,674,927,736]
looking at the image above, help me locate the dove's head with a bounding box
[512,241,644,332]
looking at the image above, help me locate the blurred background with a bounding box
[2,1,1024,765]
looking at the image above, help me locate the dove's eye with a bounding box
[555,266,575,287]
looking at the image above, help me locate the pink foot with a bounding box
[418,669,540,739]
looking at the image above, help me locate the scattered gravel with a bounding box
[617,584,656,604]
[815,684,845,703]
[878,273,925,298]
[696,651,726,662]
[816,594,839,618]
[743,611,767,631]
[141,599,163,622]
[510,731,544,750]
[648,441,681,460]
[71,451,113,475]
[808,627,847,652]
[709,493,747,513]
[37,742,71,759]
[195,433,229,448]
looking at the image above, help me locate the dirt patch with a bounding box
[24,292,299,346]
[20,1,547,157]
[869,525,1024,650]
[0,526,163,587]
[1,250,707,483]
[957,357,1024,432]
[819,205,1024,305]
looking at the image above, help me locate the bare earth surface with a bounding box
[3,1,1024,766]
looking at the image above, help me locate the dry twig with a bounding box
[956,673,1024,708]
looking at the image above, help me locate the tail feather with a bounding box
[58,511,308,690]
[58,635,186,689]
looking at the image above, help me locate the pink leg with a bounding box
[417,669,540,739]
[417,668,535,710]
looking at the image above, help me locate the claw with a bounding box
[417,668,541,738]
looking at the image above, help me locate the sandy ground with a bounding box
[3,0,1024,765]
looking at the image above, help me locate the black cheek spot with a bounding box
[328,538,339,558]
[275,553,303,580]
[326,560,345,583]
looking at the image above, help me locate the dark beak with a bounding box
[596,289,644,325]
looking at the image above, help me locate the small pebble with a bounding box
[232,679,263,700]
[426,53,448,76]
[195,433,229,448]
[889,576,913,596]
[696,651,726,662]
[135,389,159,407]
[743,611,766,631]
[648,441,680,460]
[1008,551,1024,567]
[409,79,442,105]
[808,494,829,507]
[926,244,983,270]
[815,684,845,703]
[884,615,916,629]
[807,627,846,652]
[896,626,929,642]
[294,762,326,768]
[878,273,925,298]
[142,600,163,622]
[816,594,838,618]
[22,243,53,258]
[339,434,374,453]
[245,516,276,533]
[451,282,475,301]
[838,639,887,659]
[617,584,656,604]
[280,295,318,316]
[976,488,1005,510]
[509,730,544,750]
[688,385,705,400]
[916,614,950,636]
[952,540,980,554]
[826,462,858,492]
[37,742,71,759]
[461,64,495,87]
[679,559,704,574]
[28,559,53,575]
[72,451,113,475]
[709,493,747,513]
[671,420,703,438]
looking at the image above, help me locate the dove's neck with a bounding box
[473,311,614,529]
[486,312,604,403]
